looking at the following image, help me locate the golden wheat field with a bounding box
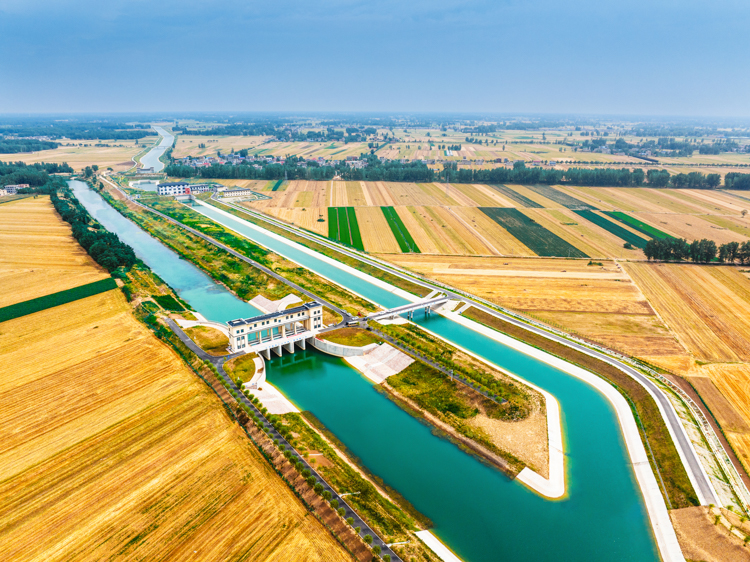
[7,139,153,172]
[380,254,683,357]
[0,197,109,307]
[0,200,350,562]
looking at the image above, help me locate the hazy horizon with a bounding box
[1,0,748,116]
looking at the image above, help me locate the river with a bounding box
[139,126,174,173]
[71,180,660,562]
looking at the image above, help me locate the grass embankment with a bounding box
[322,327,381,347]
[462,306,699,509]
[279,412,440,562]
[375,322,533,420]
[225,353,258,382]
[141,196,377,317]
[185,325,230,356]
[0,277,117,322]
[204,196,431,297]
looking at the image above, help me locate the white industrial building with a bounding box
[227,301,324,355]
[157,182,217,196]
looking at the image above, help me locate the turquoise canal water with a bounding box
[70,181,260,321]
[71,182,660,561]
[140,126,174,173]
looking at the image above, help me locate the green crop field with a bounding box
[524,184,595,210]
[604,211,673,240]
[489,185,543,208]
[337,207,351,245]
[479,208,588,257]
[346,207,365,251]
[327,207,339,240]
[382,206,420,253]
[327,207,365,251]
[0,277,118,323]
[574,210,649,248]
[270,180,285,191]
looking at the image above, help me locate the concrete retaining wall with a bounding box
[309,337,378,358]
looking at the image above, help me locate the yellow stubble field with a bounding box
[381,254,681,358]
[0,197,110,306]
[6,138,152,172]
[0,199,350,562]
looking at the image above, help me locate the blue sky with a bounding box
[0,0,748,116]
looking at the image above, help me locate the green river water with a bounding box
[71,180,660,562]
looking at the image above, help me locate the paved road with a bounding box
[215,197,719,505]
[167,319,400,561]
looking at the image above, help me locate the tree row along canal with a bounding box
[70,179,660,562]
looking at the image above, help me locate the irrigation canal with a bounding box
[71,180,661,562]
[139,126,173,173]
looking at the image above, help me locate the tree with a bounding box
[363,534,373,545]
[372,545,381,555]
[321,490,332,501]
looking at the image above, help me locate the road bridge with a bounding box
[367,295,451,321]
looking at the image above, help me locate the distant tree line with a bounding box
[644,237,750,264]
[1,161,73,188]
[0,119,152,140]
[165,155,750,190]
[0,138,59,153]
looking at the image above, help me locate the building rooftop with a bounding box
[228,301,322,327]
[157,181,189,187]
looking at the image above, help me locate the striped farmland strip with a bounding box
[327,207,339,241]
[0,277,118,323]
[524,185,596,210]
[346,207,365,251]
[489,185,543,208]
[270,180,285,191]
[480,208,588,257]
[603,211,673,240]
[382,207,420,253]
[337,207,352,246]
[574,210,649,248]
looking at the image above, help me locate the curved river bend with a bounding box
[71,180,659,562]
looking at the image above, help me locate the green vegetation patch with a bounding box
[270,179,285,191]
[523,184,596,210]
[326,207,339,240]
[151,294,185,311]
[321,327,381,347]
[225,353,257,382]
[489,185,543,208]
[0,277,117,323]
[574,210,649,249]
[603,211,673,240]
[480,207,588,258]
[382,206,420,253]
[345,207,364,251]
[337,207,351,245]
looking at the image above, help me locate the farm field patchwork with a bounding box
[603,211,673,239]
[381,206,420,253]
[573,210,649,248]
[524,184,596,210]
[353,207,402,253]
[488,184,544,208]
[480,207,588,257]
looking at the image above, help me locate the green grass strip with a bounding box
[327,207,339,241]
[382,206,420,253]
[480,208,588,258]
[603,211,673,240]
[574,210,649,248]
[0,277,117,323]
[337,207,351,245]
[346,207,365,251]
[271,180,284,191]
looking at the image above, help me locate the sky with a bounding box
[0,0,748,116]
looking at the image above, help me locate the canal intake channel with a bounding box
[71,180,661,562]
